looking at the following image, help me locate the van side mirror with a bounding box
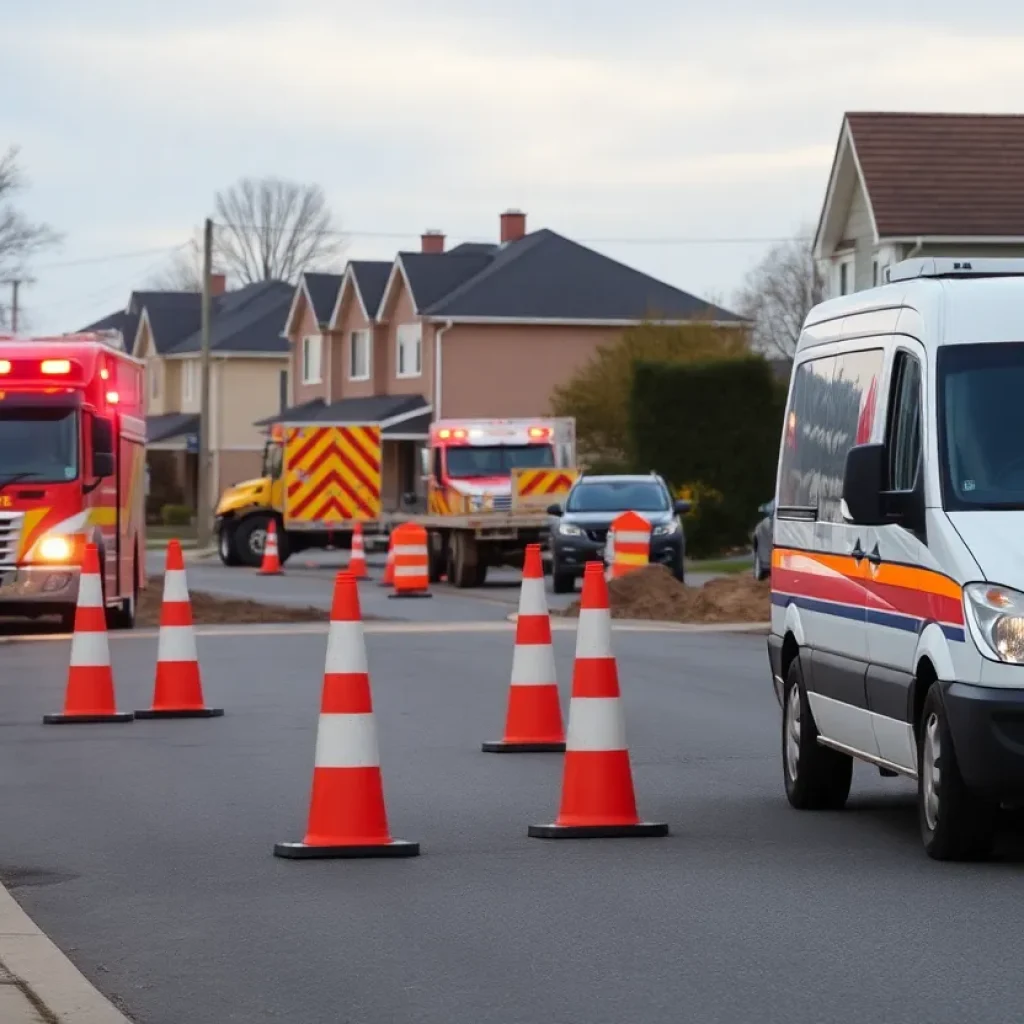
[842,444,885,524]
[91,416,115,479]
[546,503,563,516]
[673,499,691,515]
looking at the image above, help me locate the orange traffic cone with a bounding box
[528,562,668,839]
[44,544,133,724]
[483,544,564,753]
[259,520,283,575]
[378,532,395,588]
[136,540,224,720]
[274,571,420,859]
[348,523,368,579]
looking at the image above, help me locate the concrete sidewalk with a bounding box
[0,884,130,1023]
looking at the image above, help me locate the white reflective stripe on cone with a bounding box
[156,624,198,663]
[517,576,549,616]
[69,630,111,667]
[324,620,368,674]
[77,573,104,608]
[614,530,650,544]
[313,713,381,768]
[394,565,427,577]
[162,569,190,603]
[565,697,627,751]
[575,607,613,659]
[393,545,426,557]
[510,642,557,686]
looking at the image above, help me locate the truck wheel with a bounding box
[474,562,488,586]
[108,552,139,630]
[450,532,479,588]
[218,522,242,566]
[918,686,997,861]
[428,531,447,583]
[235,515,287,568]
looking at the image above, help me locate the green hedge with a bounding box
[630,357,786,557]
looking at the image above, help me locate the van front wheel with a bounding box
[783,657,852,810]
[918,686,997,861]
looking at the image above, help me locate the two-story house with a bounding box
[83,276,293,516]
[815,112,1024,297]
[277,209,745,510]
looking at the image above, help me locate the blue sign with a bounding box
[185,433,199,454]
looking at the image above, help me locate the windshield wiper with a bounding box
[0,472,40,493]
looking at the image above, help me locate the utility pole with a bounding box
[2,279,22,332]
[195,218,214,549]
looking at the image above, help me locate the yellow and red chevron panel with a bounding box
[283,425,382,525]
[511,467,578,509]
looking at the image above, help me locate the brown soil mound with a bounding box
[138,576,329,627]
[559,564,770,623]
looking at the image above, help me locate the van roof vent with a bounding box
[886,257,1024,283]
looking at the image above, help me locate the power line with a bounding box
[32,242,190,272]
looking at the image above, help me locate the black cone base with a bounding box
[387,592,433,599]
[273,838,420,859]
[482,740,566,753]
[528,821,669,839]
[43,712,134,725]
[135,707,225,719]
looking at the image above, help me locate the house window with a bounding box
[835,254,855,296]
[301,334,322,384]
[182,360,200,404]
[396,324,422,378]
[349,330,371,381]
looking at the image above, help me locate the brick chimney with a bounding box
[500,209,527,244]
[209,273,227,296]
[421,229,445,254]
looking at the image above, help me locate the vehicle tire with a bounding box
[782,657,853,810]
[234,514,287,568]
[918,686,997,861]
[753,544,769,581]
[108,553,138,630]
[551,562,575,594]
[428,531,446,583]
[474,561,488,586]
[218,521,242,566]
[671,555,685,583]
[450,532,478,588]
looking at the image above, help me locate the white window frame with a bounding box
[396,323,422,379]
[349,329,371,381]
[301,334,322,385]
[181,360,199,405]
[834,253,856,297]
[873,245,896,287]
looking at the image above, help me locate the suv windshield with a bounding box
[939,342,1024,510]
[446,444,553,479]
[0,407,79,485]
[566,480,668,513]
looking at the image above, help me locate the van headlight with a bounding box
[964,583,1024,663]
[38,535,74,562]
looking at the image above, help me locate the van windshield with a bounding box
[938,341,1024,510]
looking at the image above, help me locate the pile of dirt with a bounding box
[559,564,770,623]
[138,576,330,627]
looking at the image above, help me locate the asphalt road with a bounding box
[2,623,1024,1023]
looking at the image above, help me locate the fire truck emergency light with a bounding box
[41,359,71,375]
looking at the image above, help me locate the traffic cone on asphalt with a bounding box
[348,523,368,579]
[528,562,668,839]
[136,540,224,720]
[482,544,565,753]
[43,544,133,725]
[259,520,283,575]
[274,571,420,859]
[378,533,395,588]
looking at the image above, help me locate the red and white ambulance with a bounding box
[0,333,146,630]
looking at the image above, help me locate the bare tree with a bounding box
[148,232,204,291]
[0,146,61,326]
[213,177,344,284]
[734,228,823,359]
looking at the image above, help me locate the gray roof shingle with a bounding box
[302,272,343,326]
[147,412,199,443]
[399,252,493,312]
[348,261,392,319]
[256,393,429,428]
[169,281,293,355]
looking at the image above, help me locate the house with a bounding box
[278,209,744,510]
[83,275,293,515]
[814,112,1024,297]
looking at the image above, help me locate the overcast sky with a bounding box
[5,0,1024,333]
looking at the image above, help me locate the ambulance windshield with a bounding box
[0,406,79,486]
[446,444,554,479]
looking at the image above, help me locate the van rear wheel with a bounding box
[783,657,852,810]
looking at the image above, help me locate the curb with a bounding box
[508,613,770,633]
[0,883,131,1023]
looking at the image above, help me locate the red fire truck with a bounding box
[0,333,146,630]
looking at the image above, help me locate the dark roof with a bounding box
[147,412,198,443]
[256,393,429,428]
[399,252,493,312]
[421,230,741,321]
[447,242,499,257]
[168,281,293,355]
[348,261,393,319]
[303,272,343,326]
[383,412,431,437]
[846,112,1024,237]
[142,294,202,355]
[79,309,140,351]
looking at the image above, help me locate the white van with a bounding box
[768,257,1024,861]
